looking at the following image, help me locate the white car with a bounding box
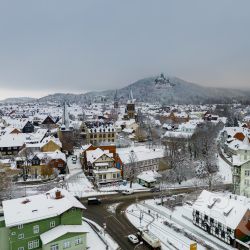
[128,234,139,244]
[122,189,134,195]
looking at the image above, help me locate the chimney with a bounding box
[55,190,62,199]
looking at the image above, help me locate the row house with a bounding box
[193,190,250,249]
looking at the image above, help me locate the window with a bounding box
[28,240,39,249]
[50,221,55,228]
[18,224,23,229]
[33,225,39,234]
[18,233,24,239]
[18,247,24,250]
[221,231,225,239]
[113,174,116,179]
[75,237,82,245]
[245,170,250,176]
[215,228,219,235]
[34,240,39,248]
[50,244,59,250]
[28,241,34,250]
[63,241,71,249]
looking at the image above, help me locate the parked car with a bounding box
[122,189,134,195]
[150,187,160,192]
[128,234,139,244]
[87,197,101,205]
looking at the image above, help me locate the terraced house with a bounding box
[0,188,87,250]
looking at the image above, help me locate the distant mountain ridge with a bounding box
[38,75,250,104]
[2,75,250,104]
[0,97,36,103]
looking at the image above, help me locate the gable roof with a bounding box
[2,188,85,227]
[40,225,88,245]
[86,148,113,164]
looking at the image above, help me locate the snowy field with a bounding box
[126,199,236,250]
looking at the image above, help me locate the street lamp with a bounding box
[134,241,143,249]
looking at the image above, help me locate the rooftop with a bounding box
[2,188,85,227]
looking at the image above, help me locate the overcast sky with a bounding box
[0,0,250,99]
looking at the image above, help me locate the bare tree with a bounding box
[0,167,19,201]
[134,126,147,142]
[128,150,138,188]
[163,137,195,184]
[40,165,54,179]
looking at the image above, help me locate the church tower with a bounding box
[114,90,119,109]
[126,90,136,119]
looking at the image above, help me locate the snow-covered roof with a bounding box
[86,148,113,164]
[117,146,164,164]
[2,188,85,227]
[40,225,88,245]
[163,131,193,139]
[93,168,120,174]
[137,170,161,183]
[0,133,26,147]
[193,190,250,229]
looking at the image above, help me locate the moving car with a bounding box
[128,234,139,244]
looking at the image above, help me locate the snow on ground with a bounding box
[217,154,232,183]
[66,154,101,198]
[82,220,107,250]
[83,218,119,250]
[107,203,120,214]
[127,199,236,250]
[126,203,205,250]
[66,153,147,197]
[99,182,147,192]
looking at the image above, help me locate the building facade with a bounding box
[0,189,87,250]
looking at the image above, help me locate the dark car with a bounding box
[150,187,160,192]
[87,197,102,205]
